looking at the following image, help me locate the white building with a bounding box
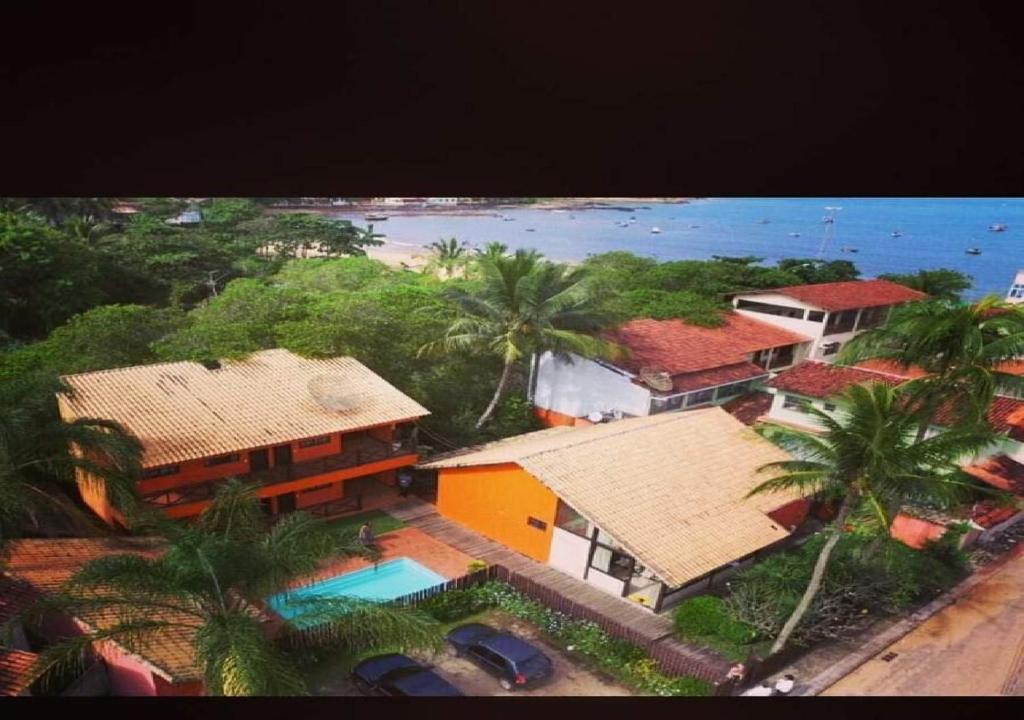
[731,279,928,362]
[425,197,459,206]
[531,313,812,425]
[1007,270,1024,304]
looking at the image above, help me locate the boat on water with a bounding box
[990,223,1008,232]
[650,227,661,234]
[760,219,771,224]
[640,206,651,210]
[822,216,835,224]
[364,214,389,221]
[525,228,536,232]
[966,248,982,255]
[689,224,700,229]
[502,216,515,221]
[789,232,800,237]
[891,231,902,238]
[841,246,859,253]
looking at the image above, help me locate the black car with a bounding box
[446,623,554,691]
[351,653,464,697]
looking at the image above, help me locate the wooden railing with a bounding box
[141,438,416,509]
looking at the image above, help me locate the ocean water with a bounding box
[332,198,1024,299]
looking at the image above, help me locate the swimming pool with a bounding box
[266,557,447,622]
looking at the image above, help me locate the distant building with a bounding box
[425,197,459,206]
[730,279,928,362]
[1007,270,1024,304]
[165,209,202,226]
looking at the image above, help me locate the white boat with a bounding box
[650,227,661,234]
[891,231,902,238]
[789,232,800,237]
[364,214,389,222]
[990,223,1008,232]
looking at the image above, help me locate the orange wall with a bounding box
[890,513,948,549]
[533,407,594,428]
[436,463,559,562]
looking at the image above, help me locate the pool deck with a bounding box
[281,526,476,592]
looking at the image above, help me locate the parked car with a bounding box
[446,623,554,691]
[351,653,464,696]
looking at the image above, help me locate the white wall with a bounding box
[533,352,652,418]
[585,567,626,595]
[548,527,591,579]
[765,391,829,431]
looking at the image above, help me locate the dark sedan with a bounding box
[351,653,464,697]
[446,623,554,691]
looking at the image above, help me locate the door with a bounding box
[250,448,270,472]
[468,646,506,678]
[277,492,297,514]
[273,444,293,466]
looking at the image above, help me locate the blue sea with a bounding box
[332,198,1024,300]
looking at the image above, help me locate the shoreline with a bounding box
[266,197,694,218]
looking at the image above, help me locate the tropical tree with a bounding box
[0,374,143,551]
[878,268,973,302]
[420,250,619,428]
[749,382,994,655]
[26,480,443,696]
[839,296,1024,439]
[424,237,470,280]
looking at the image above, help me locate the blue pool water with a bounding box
[266,558,446,621]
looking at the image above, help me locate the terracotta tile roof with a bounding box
[739,279,927,311]
[604,313,810,378]
[721,392,774,426]
[422,409,803,588]
[854,359,929,378]
[768,361,1024,434]
[969,501,1020,529]
[0,649,38,696]
[962,455,1024,495]
[0,575,39,627]
[58,348,430,467]
[669,362,767,393]
[765,360,905,398]
[5,538,202,683]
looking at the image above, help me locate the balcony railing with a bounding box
[141,436,416,509]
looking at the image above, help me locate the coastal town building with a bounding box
[1007,269,1024,304]
[420,409,810,612]
[730,279,927,362]
[759,360,1024,546]
[530,313,812,427]
[56,349,429,525]
[425,197,459,205]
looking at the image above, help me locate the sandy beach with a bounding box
[365,239,431,270]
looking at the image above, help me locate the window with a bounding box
[856,305,889,330]
[527,516,548,531]
[298,435,331,448]
[736,299,805,319]
[768,344,795,370]
[824,310,858,335]
[821,341,841,356]
[142,465,180,479]
[556,500,589,537]
[685,388,715,407]
[589,542,635,581]
[807,310,825,322]
[205,453,240,467]
[715,380,752,400]
[782,395,808,413]
[1010,284,1024,300]
[823,402,837,412]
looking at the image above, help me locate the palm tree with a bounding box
[26,480,442,696]
[419,250,619,428]
[839,296,1024,440]
[0,374,142,550]
[424,237,470,279]
[750,382,994,655]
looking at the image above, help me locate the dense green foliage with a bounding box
[418,581,712,696]
[878,268,973,302]
[672,596,759,660]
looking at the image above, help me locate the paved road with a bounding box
[823,550,1024,696]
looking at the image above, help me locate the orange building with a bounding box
[56,349,429,524]
[422,408,810,612]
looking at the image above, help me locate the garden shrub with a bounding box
[673,596,758,646]
[417,587,492,622]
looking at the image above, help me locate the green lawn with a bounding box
[326,509,406,538]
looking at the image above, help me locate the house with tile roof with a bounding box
[419,408,811,612]
[3,538,204,696]
[530,312,813,427]
[57,348,429,525]
[730,278,927,362]
[759,360,1024,545]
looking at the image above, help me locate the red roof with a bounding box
[765,361,905,398]
[0,649,37,696]
[963,455,1024,495]
[670,362,766,392]
[721,391,774,426]
[742,279,927,311]
[605,314,810,377]
[970,501,1020,529]
[767,361,1024,434]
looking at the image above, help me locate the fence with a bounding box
[389,565,498,606]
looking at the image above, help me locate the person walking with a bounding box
[358,522,376,548]
[397,470,414,497]
[774,674,796,695]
